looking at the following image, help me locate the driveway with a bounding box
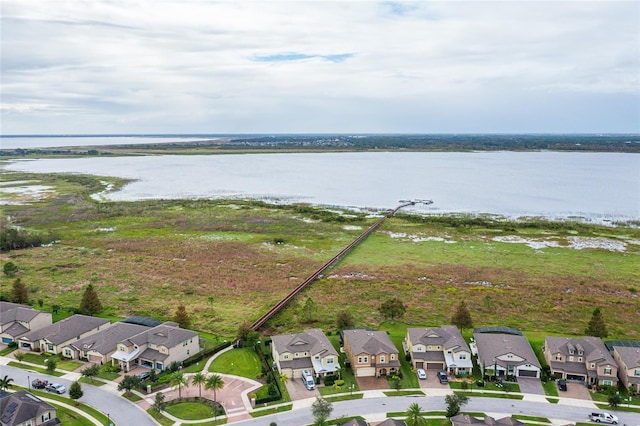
[355,376,389,391]
[517,377,544,395]
[560,381,592,400]
[417,371,450,390]
[284,376,319,400]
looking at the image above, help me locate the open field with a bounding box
[1,170,639,340]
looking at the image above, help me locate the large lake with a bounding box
[2,151,639,222]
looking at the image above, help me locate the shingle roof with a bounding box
[614,346,640,369]
[473,333,540,369]
[344,329,397,356]
[545,336,615,367]
[407,326,470,353]
[377,419,406,426]
[0,303,41,325]
[20,315,110,345]
[0,390,56,426]
[126,322,198,349]
[68,322,149,355]
[272,329,338,359]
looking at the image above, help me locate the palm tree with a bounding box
[170,371,188,398]
[279,372,289,384]
[405,402,427,426]
[0,375,14,390]
[205,373,225,403]
[191,372,207,398]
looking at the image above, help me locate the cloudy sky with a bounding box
[1,1,639,134]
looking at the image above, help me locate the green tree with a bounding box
[336,310,354,329]
[3,261,18,277]
[173,304,191,329]
[191,372,207,398]
[279,372,289,384]
[445,393,469,417]
[52,304,60,314]
[81,364,100,383]
[451,301,473,331]
[117,375,141,395]
[79,284,103,316]
[311,396,333,421]
[379,297,406,322]
[69,381,83,403]
[13,351,25,362]
[312,417,329,426]
[391,375,401,391]
[46,358,57,373]
[585,307,608,338]
[237,321,253,343]
[11,278,29,304]
[171,371,188,398]
[0,375,14,390]
[405,402,427,426]
[608,393,622,407]
[205,373,225,404]
[153,392,167,412]
[302,297,318,323]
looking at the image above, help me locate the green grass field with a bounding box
[208,347,262,379]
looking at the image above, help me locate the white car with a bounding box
[416,368,427,380]
[46,383,66,394]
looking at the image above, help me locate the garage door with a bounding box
[415,362,424,369]
[426,363,443,370]
[518,369,538,377]
[356,367,376,377]
[1,337,13,344]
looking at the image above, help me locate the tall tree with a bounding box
[191,372,207,398]
[173,304,191,329]
[405,402,427,426]
[0,375,14,390]
[69,381,83,404]
[117,375,141,395]
[205,373,225,404]
[46,358,57,373]
[445,394,469,417]
[153,392,167,412]
[81,364,100,383]
[336,310,355,329]
[451,301,473,331]
[379,297,406,322]
[79,284,103,315]
[585,307,608,338]
[171,371,188,398]
[311,396,333,421]
[11,278,29,304]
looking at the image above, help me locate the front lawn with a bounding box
[8,361,65,376]
[208,348,261,379]
[165,400,219,420]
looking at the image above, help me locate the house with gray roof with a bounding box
[0,302,52,345]
[377,419,406,426]
[543,336,618,386]
[450,414,524,426]
[341,419,368,426]
[0,390,60,426]
[405,326,472,374]
[611,345,639,391]
[474,332,541,378]
[271,328,340,379]
[343,329,400,377]
[17,314,110,355]
[61,322,149,364]
[111,322,199,372]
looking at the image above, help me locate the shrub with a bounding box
[323,375,336,386]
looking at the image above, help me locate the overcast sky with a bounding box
[1,1,639,135]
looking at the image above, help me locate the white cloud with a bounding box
[1,0,638,134]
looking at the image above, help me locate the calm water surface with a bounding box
[3,151,639,221]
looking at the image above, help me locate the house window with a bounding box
[47,344,54,351]
[428,345,432,350]
[65,349,72,357]
[295,353,299,357]
[42,412,51,421]
[25,421,32,426]
[459,354,467,360]
[379,356,385,363]
[120,345,125,352]
[569,349,574,355]
[634,369,640,376]
[569,356,574,362]
[315,355,320,360]
[603,380,613,386]
[591,363,596,368]
[327,357,334,364]
[604,367,612,375]
[391,354,395,360]
[284,354,289,360]
[187,350,190,355]
[357,356,368,363]
[555,355,562,361]
[578,351,583,356]
[578,357,582,362]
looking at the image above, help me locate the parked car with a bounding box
[589,412,618,424]
[557,379,567,391]
[437,370,449,384]
[137,371,151,381]
[31,379,48,389]
[46,383,66,394]
[416,368,427,380]
[301,369,315,390]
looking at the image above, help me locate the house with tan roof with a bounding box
[450,414,524,426]
[17,314,110,355]
[543,336,618,386]
[474,331,541,378]
[343,329,400,377]
[405,326,472,374]
[61,322,150,364]
[611,345,640,392]
[0,302,52,345]
[271,328,340,379]
[0,390,60,426]
[111,322,199,372]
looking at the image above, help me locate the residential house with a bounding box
[17,315,110,355]
[341,419,368,426]
[543,336,618,386]
[450,414,524,426]
[0,390,60,426]
[111,322,199,372]
[377,419,406,426]
[343,329,400,377]
[474,332,541,378]
[271,328,340,379]
[405,326,472,374]
[61,322,149,364]
[0,302,52,345]
[611,345,640,392]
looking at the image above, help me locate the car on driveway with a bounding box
[46,383,66,394]
[137,371,151,381]
[437,370,449,384]
[557,379,567,391]
[416,369,427,380]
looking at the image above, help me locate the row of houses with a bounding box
[0,302,200,372]
[271,324,639,392]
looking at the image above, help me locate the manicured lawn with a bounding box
[383,390,424,396]
[541,380,558,396]
[8,361,65,377]
[165,400,218,420]
[513,414,551,423]
[325,393,363,402]
[250,404,293,417]
[454,391,523,400]
[17,353,83,372]
[208,348,261,379]
[147,408,174,426]
[55,405,96,426]
[79,377,106,386]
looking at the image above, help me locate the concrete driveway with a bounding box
[284,376,319,400]
[517,377,544,395]
[355,376,389,391]
[417,371,450,390]
[560,381,592,400]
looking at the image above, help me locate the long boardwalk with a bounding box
[250,200,430,331]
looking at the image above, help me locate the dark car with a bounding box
[437,370,449,384]
[557,379,567,391]
[137,371,151,381]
